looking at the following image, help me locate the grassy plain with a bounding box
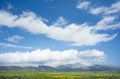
[0,71,120,79]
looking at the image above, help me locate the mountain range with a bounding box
[0,65,120,72]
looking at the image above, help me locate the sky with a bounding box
[0,0,120,67]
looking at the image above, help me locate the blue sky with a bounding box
[0,0,120,67]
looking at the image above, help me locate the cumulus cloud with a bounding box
[76,1,90,10]
[0,43,32,49]
[6,35,23,43]
[0,10,118,46]
[0,49,105,67]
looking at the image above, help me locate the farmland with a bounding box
[0,71,120,79]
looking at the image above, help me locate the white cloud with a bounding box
[95,16,120,30]
[52,17,67,27]
[89,1,120,15]
[48,23,117,46]
[0,10,18,27]
[0,43,32,49]
[90,7,108,15]
[6,35,23,43]
[80,1,120,30]
[78,49,105,61]
[106,1,120,14]
[14,11,48,34]
[0,10,118,46]
[76,1,90,10]
[7,3,13,10]
[97,16,116,26]
[0,49,105,67]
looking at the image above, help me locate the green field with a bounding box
[0,71,120,79]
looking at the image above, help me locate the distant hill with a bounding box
[38,65,57,71]
[56,65,120,72]
[0,65,120,72]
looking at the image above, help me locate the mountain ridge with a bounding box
[0,65,120,72]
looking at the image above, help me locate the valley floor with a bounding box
[0,71,120,79]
